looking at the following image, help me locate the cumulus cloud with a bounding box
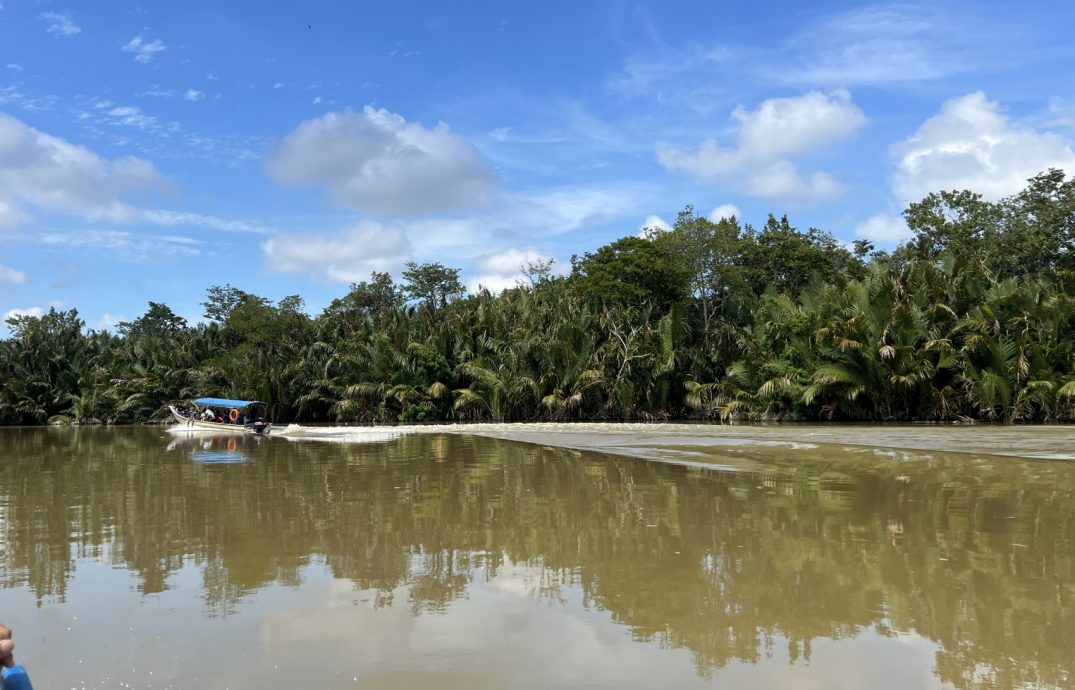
[95,313,125,331]
[40,12,80,37]
[261,221,411,282]
[473,248,548,274]
[265,107,496,215]
[891,92,1075,202]
[657,90,861,199]
[637,214,671,237]
[0,113,163,223]
[854,214,912,243]
[641,214,672,232]
[744,161,843,199]
[6,64,22,72]
[123,36,167,63]
[468,248,556,294]
[3,306,43,321]
[708,204,741,221]
[0,265,27,285]
[183,89,205,101]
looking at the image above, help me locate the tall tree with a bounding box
[571,235,690,313]
[402,262,465,310]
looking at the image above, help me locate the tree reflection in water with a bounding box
[0,427,1072,689]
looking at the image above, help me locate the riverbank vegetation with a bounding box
[2,169,1074,425]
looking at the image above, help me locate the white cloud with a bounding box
[0,86,58,112]
[467,274,521,294]
[638,214,671,237]
[0,112,163,223]
[0,265,27,285]
[106,105,158,130]
[855,214,912,243]
[95,313,125,331]
[473,248,549,275]
[743,161,843,199]
[312,96,322,105]
[4,307,43,321]
[782,7,967,85]
[659,90,862,175]
[0,199,28,228]
[138,209,275,234]
[708,204,741,221]
[5,64,22,72]
[123,36,167,63]
[657,90,861,199]
[40,12,80,37]
[734,89,863,161]
[776,6,1012,87]
[183,89,205,101]
[380,183,654,265]
[35,230,201,262]
[261,221,412,282]
[140,88,176,98]
[1044,97,1075,134]
[265,107,496,215]
[501,184,651,236]
[468,249,557,293]
[891,92,1075,202]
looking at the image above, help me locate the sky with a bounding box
[1,0,1075,333]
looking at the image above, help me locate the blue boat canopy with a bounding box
[192,397,265,408]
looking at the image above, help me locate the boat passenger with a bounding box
[0,623,12,666]
[0,622,35,690]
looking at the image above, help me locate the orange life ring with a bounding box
[228,408,239,423]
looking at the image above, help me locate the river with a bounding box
[0,425,1071,689]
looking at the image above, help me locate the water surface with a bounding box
[0,427,1072,689]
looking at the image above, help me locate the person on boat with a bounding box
[0,623,13,667]
[202,409,215,422]
[0,623,35,689]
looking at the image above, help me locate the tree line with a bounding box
[2,168,1074,425]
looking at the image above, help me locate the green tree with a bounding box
[739,215,864,296]
[571,235,690,313]
[117,302,188,338]
[402,262,465,310]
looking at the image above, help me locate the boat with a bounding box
[169,397,272,435]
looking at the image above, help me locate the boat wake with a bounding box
[274,423,407,443]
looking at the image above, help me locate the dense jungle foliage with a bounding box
[3,169,1075,425]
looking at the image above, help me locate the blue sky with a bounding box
[2,0,1074,332]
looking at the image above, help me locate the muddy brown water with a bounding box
[0,426,1072,689]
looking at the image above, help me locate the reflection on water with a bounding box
[0,427,1073,689]
[166,432,262,464]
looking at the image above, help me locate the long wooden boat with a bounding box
[169,397,272,435]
